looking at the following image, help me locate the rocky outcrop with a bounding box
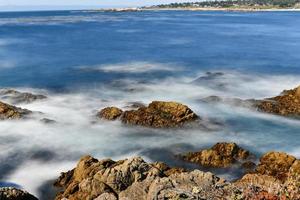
[54,156,237,200]
[0,89,46,104]
[97,107,123,120]
[235,151,300,199]
[0,101,31,120]
[55,150,300,200]
[179,142,254,168]
[256,85,300,117]
[255,151,299,182]
[98,101,199,128]
[0,187,38,200]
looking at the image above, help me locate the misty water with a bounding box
[0,10,300,199]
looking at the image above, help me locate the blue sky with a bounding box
[0,0,196,11]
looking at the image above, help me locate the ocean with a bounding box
[0,10,300,199]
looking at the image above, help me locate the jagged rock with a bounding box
[0,187,38,200]
[98,101,199,128]
[0,101,31,120]
[55,156,237,200]
[256,85,300,117]
[97,107,123,120]
[179,142,254,168]
[121,101,198,128]
[234,174,282,195]
[255,152,297,182]
[0,89,46,104]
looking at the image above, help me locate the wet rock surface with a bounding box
[179,142,254,168]
[98,101,199,128]
[0,101,31,120]
[0,89,46,104]
[0,187,38,200]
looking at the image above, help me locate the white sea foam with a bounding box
[77,61,183,73]
[0,70,300,198]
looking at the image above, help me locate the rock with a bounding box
[256,85,300,117]
[0,89,46,104]
[234,151,300,199]
[0,101,31,120]
[234,174,282,195]
[40,118,56,124]
[0,187,38,200]
[97,107,123,120]
[98,101,199,128]
[121,101,199,128]
[55,155,237,200]
[255,152,297,181]
[179,142,253,168]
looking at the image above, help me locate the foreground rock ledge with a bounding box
[0,187,38,200]
[98,101,199,128]
[54,149,300,200]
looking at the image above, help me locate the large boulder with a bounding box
[255,152,297,182]
[179,142,254,168]
[256,85,300,117]
[98,101,199,128]
[0,187,38,200]
[0,89,46,104]
[0,101,31,120]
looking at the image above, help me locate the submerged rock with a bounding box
[0,89,46,104]
[98,101,199,128]
[0,101,31,120]
[256,85,300,117]
[179,142,254,168]
[0,187,38,200]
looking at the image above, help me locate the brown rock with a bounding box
[256,85,300,117]
[180,142,253,168]
[98,107,123,120]
[0,187,38,200]
[256,152,296,181]
[234,174,282,195]
[121,101,198,128]
[0,101,31,120]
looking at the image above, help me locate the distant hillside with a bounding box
[146,0,300,9]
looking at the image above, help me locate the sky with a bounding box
[0,0,197,11]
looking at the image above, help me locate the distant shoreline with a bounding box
[91,7,300,13]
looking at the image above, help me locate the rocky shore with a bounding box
[53,147,300,200]
[1,85,300,200]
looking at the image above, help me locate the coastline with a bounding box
[91,7,300,12]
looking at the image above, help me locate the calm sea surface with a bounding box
[0,10,300,199]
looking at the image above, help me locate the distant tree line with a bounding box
[150,0,300,8]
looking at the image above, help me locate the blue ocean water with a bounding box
[0,10,300,199]
[0,10,300,89]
